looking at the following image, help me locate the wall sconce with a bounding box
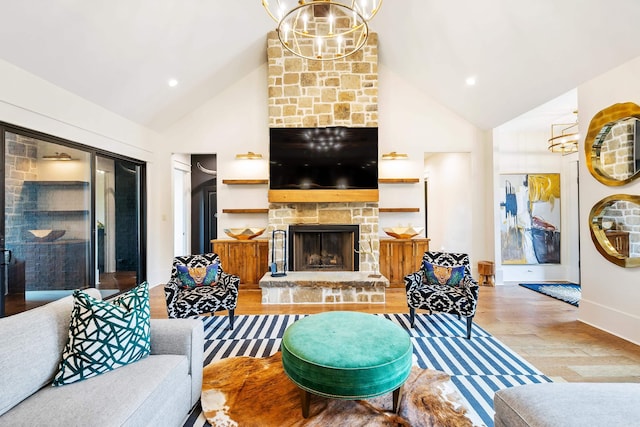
[381,151,409,160]
[235,151,263,160]
[42,152,75,161]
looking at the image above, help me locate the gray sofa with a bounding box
[494,383,640,427]
[0,288,204,427]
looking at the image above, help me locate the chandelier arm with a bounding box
[269,0,378,61]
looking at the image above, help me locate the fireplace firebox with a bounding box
[289,225,359,272]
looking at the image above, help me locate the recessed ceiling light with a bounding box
[168,78,178,87]
[465,76,477,86]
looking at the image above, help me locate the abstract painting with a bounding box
[499,173,561,264]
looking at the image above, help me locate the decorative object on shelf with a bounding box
[235,151,263,160]
[42,152,75,161]
[23,229,66,242]
[548,111,579,154]
[383,226,424,239]
[223,227,266,240]
[585,102,640,186]
[262,0,382,61]
[381,151,409,160]
[270,229,287,277]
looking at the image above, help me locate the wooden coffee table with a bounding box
[281,311,413,418]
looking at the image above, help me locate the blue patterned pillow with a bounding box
[423,261,465,286]
[176,263,218,289]
[52,282,151,386]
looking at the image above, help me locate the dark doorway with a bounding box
[191,154,217,254]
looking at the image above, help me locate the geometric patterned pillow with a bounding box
[52,282,151,386]
[176,263,218,289]
[423,261,465,286]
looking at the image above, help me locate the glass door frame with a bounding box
[0,122,146,316]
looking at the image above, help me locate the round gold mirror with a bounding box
[589,194,640,267]
[585,102,640,186]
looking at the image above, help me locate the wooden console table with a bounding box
[211,239,269,288]
[379,238,430,287]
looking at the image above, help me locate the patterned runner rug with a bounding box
[519,283,581,307]
[183,313,551,427]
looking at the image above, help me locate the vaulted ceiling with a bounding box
[1,1,640,132]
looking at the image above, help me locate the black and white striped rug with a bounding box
[184,313,551,427]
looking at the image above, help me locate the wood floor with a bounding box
[150,283,640,383]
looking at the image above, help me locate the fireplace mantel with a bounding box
[268,189,379,203]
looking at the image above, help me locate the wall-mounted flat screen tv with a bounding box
[269,127,378,190]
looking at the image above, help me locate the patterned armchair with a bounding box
[404,251,479,339]
[164,253,240,330]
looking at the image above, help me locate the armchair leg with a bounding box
[409,307,415,328]
[465,316,473,339]
[229,309,235,330]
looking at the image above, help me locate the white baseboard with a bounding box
[578,298,640,346]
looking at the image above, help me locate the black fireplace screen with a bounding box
[289,225,359,272]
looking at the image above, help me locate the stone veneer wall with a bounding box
[268,202,379,272]
[267,30,378,127]
[601,120,635,180]
[266,31,380,274]
[4,133,38,244]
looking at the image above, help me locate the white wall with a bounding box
[161,62,493,275]
[0,54,493,287]
[424,153,472,254]
[578,55,640,345]
[0,59,173,285]
[492,126,580,283]
[377,64,491,270]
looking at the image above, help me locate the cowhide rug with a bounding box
[201,352,475,427]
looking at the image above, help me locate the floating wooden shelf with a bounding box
[268,189,379,203]
[378,178,420,184]
[24,180,89,186]
[379,208,420,213]
[222,179,268,185]
[24,210,90,216]
[222,209,269,214]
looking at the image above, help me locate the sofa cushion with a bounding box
[1,354,191,427]
[494,383,640,427]
[0,288,102,417]
[53,282,151,386]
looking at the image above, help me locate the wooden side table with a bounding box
[478,260,495,287]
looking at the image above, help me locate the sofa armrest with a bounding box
[150,318,204,408]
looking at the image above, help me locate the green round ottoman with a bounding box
[281,311,413,418]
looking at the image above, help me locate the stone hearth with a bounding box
[259,271,389,304]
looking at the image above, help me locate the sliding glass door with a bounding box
[0,124,146,317]
[95,156,144,295]
[1,130,91,315]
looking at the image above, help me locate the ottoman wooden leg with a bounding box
[301,389,311,418]
[392,386,402,413]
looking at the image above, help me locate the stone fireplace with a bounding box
[259,31,387,304]
[289,224,359,272]
[267,202,378,273]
